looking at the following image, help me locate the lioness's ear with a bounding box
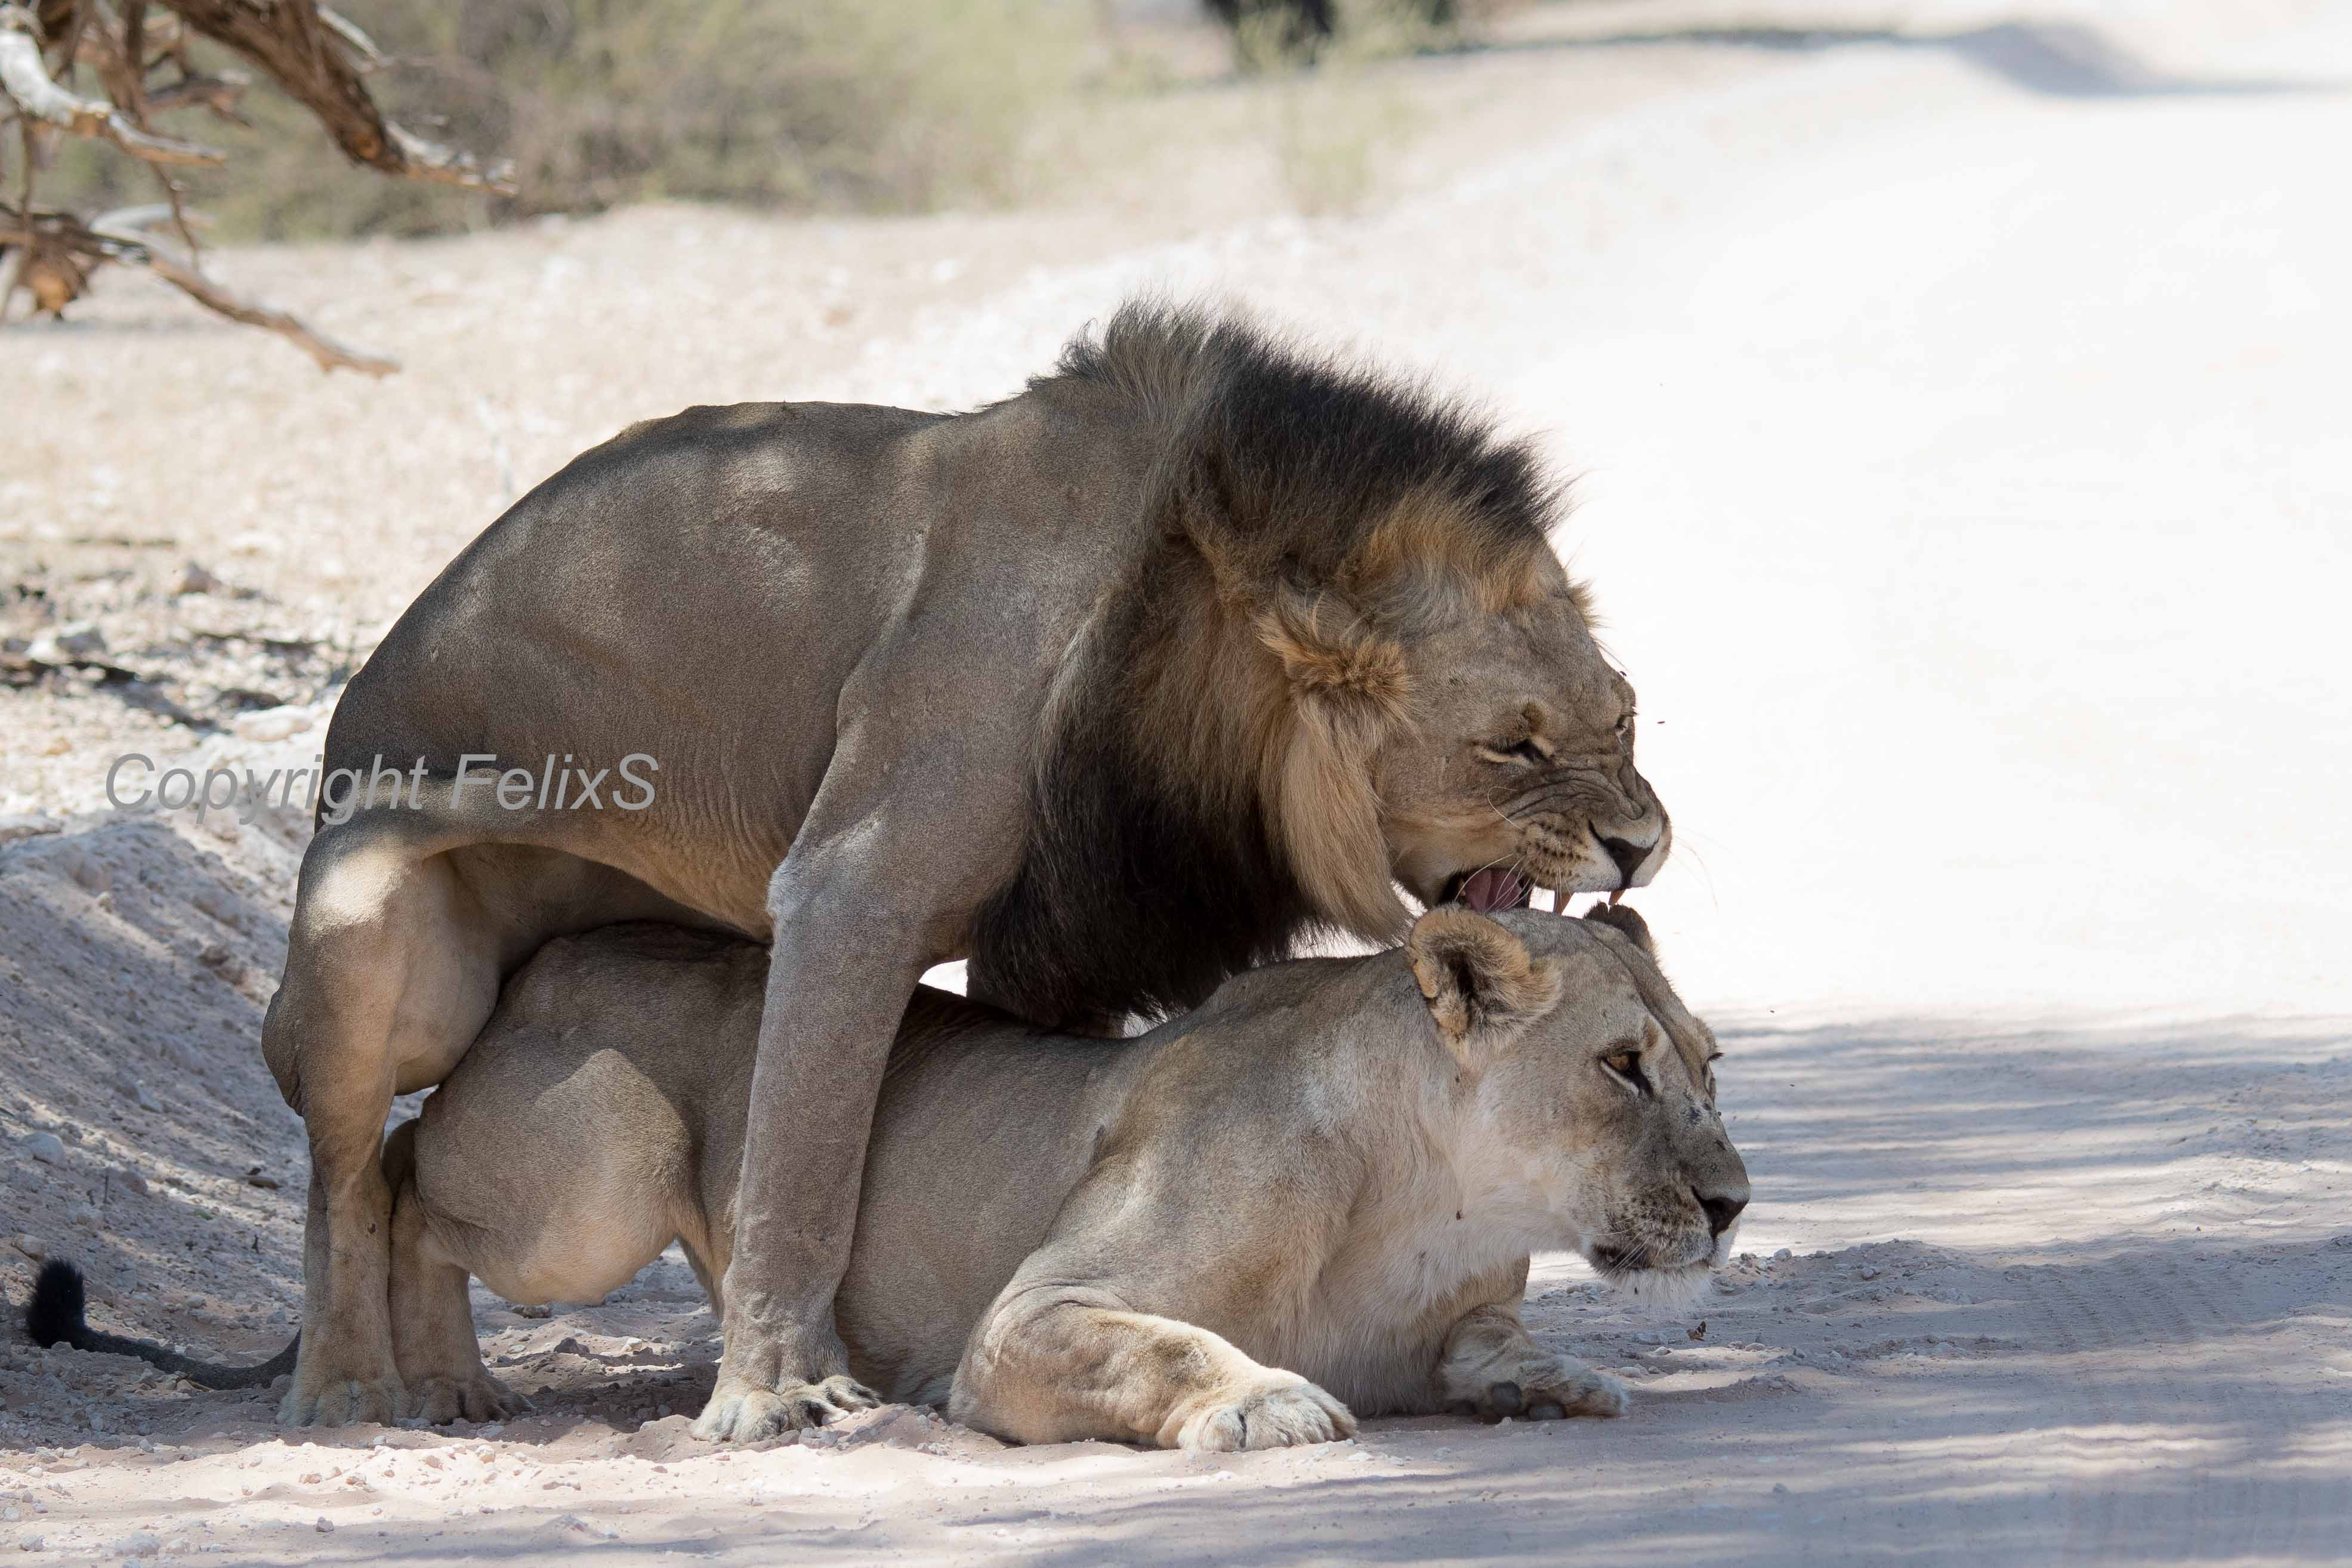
[1408,909,1562,1065]
[1581,903,1657,961]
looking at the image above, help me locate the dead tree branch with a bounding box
[0,5,222,164]
[162,0,513,193]
[0,202,396,372]
[141,66,245,120]
[0,0,504,367]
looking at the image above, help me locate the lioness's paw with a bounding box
[691,1374,880,1444]
[1174,1376,1357,1453]
[408,1371,528,1426]
[1496,1358,1628,1421]
[279,1369,405,1430]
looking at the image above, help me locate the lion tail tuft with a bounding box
[23,1258,300,1389]
[24,1258,88,1350]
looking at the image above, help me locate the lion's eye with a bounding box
[1615,712,1634,738]
[1601,1050,1647,1093]
[1506,739,1546,764]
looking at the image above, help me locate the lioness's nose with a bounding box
[1600,835,1653,886]
[1696,1189,1747,1237]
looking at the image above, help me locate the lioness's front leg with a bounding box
[955,1286,1356,1452]
[1432,1299,1628,1421]
[949,1129,1359,1451]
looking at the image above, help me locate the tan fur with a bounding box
[367,909,1745,1451]
[1408,908,1565,1050]
[1344,486,1560,620]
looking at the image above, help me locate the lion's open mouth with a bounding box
[1444,868,1534,913]
[1442,869,1628,915]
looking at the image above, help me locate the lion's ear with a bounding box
[1408,909,1562,1066]
[1254,588,1412,721]
[1581,903,1657,961]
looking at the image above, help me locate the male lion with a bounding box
[267,301,1672,1437]
[36,906,1745,1446]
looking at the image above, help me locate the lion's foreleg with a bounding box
[953,1285,1356,1452]
[1430,1298,1628,1421]
[692,831,952,1443]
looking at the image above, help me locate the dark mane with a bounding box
[969,301,1569,1033]
[1045,300,1558,583]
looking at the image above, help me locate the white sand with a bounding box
[4,2,2348,1561]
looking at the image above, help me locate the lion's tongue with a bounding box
[1459,868,1528,913]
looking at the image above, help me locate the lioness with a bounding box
[271,301,1673,1434]
[47,904,1743,1447]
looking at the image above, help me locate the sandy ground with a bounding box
[5,1,2350,1563]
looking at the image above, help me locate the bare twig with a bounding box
[0,205,397,374]
[313,4,376,65]
[0,237,24,323]
[75,0,148,121]
[89,205,396,374]
[0,5,221,164]
[149,159,196,252]
[383,119,512,191]
[87,2,203,257]
[13,96,30,210]
[142,67,246,121]
[118,0,146,112]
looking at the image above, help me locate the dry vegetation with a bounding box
[29,0,1097,239]
[4,0,1523,367]
[19,1,1513,248]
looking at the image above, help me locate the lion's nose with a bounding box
[1599,835,1653,887]
[1696,1189,1747,1238]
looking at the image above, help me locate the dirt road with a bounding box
[5,3,2348,1563]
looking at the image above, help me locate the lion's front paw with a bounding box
[1477,1356,1628,1421]
[1172,1376,1357,1453]
[407,1370,528,1425]
[691,1373,879,1444]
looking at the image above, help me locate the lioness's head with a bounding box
[1405,902,1747,1308]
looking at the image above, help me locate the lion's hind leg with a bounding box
[266,820,507,1427]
